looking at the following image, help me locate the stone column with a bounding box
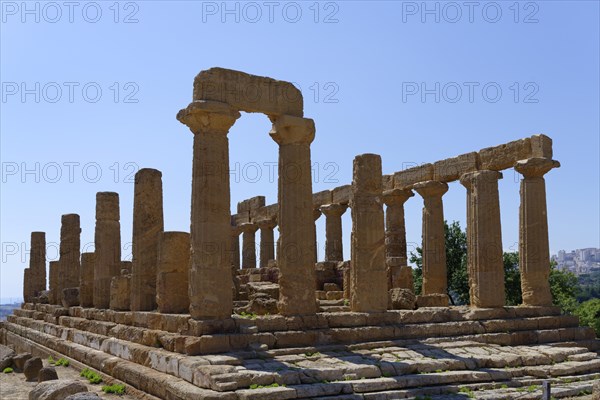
[59,214,81,305]
[239,223,258,269]
[382,189,414,290]
[313,209,322,263]
[79,252,95,307]
[460,170,505,308]
[131,168,164,311]
[93,192,121,309]
[514,158,560,307]
[413,181,449,296]
[157,232,191,314]
[256,218,277,269]
[23,268,32,303]
[320,204,347,262]
[269,115,317,315]
[177,100,240,320]
[350,154,388,312]
[49,261,59,305]
[30,232,46,298]
[230,224,241,272]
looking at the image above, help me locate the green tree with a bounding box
[503,252,522,306]
[549,263,579,314]
[574,299,600,337]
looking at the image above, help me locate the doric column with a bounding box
[59,214,81,305]
[350,154,388,312]
[269,115,317,315]
[79,252,95,307]
[256,218,277,269]
[239,222,258,269]
[413,181,448,296]
[29,232,46,298]
[320,203,347,262]
[313,209,322,263]
[131,168,164,311]
[49,261,59,305]
[94,192,121,309]
[382,189,414,290]
[460,170,505,308]
[157,232,191,314]
[177,100,240,320]
[23,268,32,303]
[230,224,241,272]
[514,158,560,306]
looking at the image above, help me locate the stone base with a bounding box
[389,288,416,310]
[416,294,449,308]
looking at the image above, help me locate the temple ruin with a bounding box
[4,68,599,399]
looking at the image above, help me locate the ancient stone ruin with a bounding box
[3,68,599,399]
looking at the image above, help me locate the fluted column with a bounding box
[49,261,59,305]
[59,214,81,305]
[270,115,317,315]
[157,232,191,314]
[514,158,560,307]
[29,232,46,299]
[460,170,505,308]
[240,222,258,269]
[177,100,240,320]
[230,224,241,272]
[79,252,95,307]
[256,218,277,269]
[350,154,388,312]
[382,189,414,290]
[413,181,448,296]
[131,168,164,311]
[320,204,347,262]
[94,192,121,309]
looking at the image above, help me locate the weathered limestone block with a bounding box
[79,252,95,308]
[59,214,81,305]
[256,218,277,269]
[13,353,32,370]
[94,192,121,310]
[24,356,43,381]
[29,379,88,400]
[131,168,164,312]
[193,67,303,117]
[320,204,348,262]
[62,287,80,308]
[244,293,278,316]
[350,154,388,312]
[530,134,553,158]
[239,222,258,269]
[389,288,416,310]
[332,185,352,205]
[270,114,318,316]
[382,174,394,191]
[0,344,16,370]
[394,164,434,189]
[37,367,58,382]
[238,196,265,215]
[177,100,240,320]
[433,152,479,182]
[312,190,333,208]
[416,294,449,307]
[246,281,279,299]
[30,231,46,299]
[413,181,448,297]
[110,274,131,311]
[515,158,560,306]
[460,170,505,308]
[390,263,414,291]
[478,137,531,171]
[157,232,190,314]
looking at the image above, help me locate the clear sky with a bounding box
[1,1,599,301]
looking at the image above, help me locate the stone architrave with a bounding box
[79,252,95,307]
[349,154,388,313]
[239,222,258,269]
[93,192,121,309]
[413,181,449,296]
[320,203,348,262]
[460,170,505,308]
[256,218,277,269]
[269,114,318,316]
[157,232,191,314]
[177,100,240,320]
[514,158,560,307]
[131,168,164,311]
[59,214,81,305]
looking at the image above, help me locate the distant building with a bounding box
[553,247,600,275]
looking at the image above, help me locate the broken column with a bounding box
[239,222,258,269]
[320,203,347,262]
[270,115,318,315]
[256,218,277,269]
[130,168,164,311]
[460,170,505,308]
[514,158,560,307]
[382,189,414,290]
[177,100,240,319]
[79,252,95,307]
[349,154,388,312]
[93,192,121,309]
[29,232,46,299]
[413,181,449,304]
[59,214,81,305]
[157,232,191,314]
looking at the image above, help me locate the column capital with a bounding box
[238,222,258,234]
[514,158,560,178]
[269,115,315,145]
[413,180,448,198]
[177,100,241,135]
[320,203,348,217]
[382,188,414,206]
[256,217,277,230]
[459,170,503,189]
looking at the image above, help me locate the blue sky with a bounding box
[1,1,599,301]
